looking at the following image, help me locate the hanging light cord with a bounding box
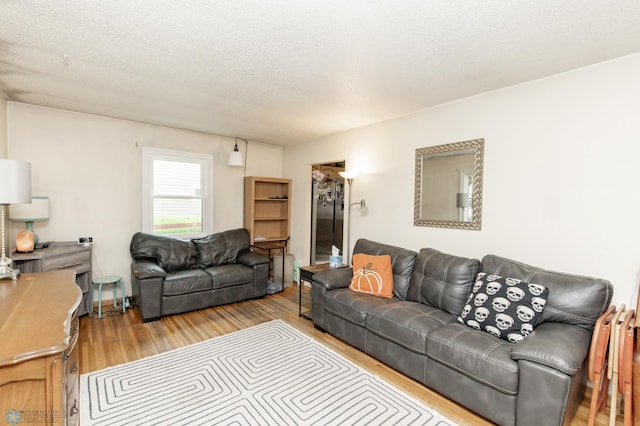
[243,138,248,175]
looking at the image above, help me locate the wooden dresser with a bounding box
[0,271,82,425]
[12,242,92,316]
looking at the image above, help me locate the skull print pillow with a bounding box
[457,272,549,342]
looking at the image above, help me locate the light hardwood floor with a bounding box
[79,284,623,425]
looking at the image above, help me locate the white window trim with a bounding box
[142,147,214,239]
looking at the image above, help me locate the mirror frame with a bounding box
[414,138,484,230]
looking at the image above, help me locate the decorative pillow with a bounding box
[457,272,549,343]
[349,254,394,298]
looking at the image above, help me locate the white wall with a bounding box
[284,53,640,307]
[7,103,282,294]
[0,94,7,158]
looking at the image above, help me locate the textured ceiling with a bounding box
[1,1,640,145]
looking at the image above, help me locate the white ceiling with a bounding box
[2,1,640,146]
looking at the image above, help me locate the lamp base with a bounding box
[0,256,19,280]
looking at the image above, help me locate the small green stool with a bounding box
[90,275,126,318]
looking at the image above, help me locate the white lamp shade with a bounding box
[10,196,50,221]
[0,159,32,204]
[227,150,245,167]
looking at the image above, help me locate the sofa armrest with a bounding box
[131,259,167,279]
[510,322,592,375]
[313,267,353,290]
[236,251,270,267]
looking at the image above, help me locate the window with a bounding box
[142,147,213,239]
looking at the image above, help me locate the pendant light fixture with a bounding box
[227,137,245,167]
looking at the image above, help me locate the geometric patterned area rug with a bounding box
[80,320,457,426]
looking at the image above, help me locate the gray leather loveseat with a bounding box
[130,228,269,322]
[311,239,613,426]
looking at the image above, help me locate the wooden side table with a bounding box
[251,237,289,293]
[299,263,347,320]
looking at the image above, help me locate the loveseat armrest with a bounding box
[130,260,166,322]
[236,251,269,297]
[131,259,167,279]
[237,250,270,267]
[313,267,354,290]
[510,322,592,375]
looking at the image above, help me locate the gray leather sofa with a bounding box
[311,239,613,426]
[130,228,269,322]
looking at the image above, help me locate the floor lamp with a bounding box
[339,170,366,265]
[0,159,32,280]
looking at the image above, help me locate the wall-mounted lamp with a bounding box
[456,193,471,208]
[0,159,32,280]
[10,196,50,251]
[351,198,366,209]
[227,137,245,167]
[339,170,366,265]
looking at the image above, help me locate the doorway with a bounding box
[310,161,345,264]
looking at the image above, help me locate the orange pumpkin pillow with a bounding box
[349,254,394,298]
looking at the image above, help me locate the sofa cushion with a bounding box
[349,253,394,298]
[427,322,519,395]
[163,269,212,296]
[205,263,255,289]
[130,232,197,272]
[481,255,613,331]
[353,239,418,299]
[458,273,548,342]
[406,248,480,316]
[365,301,458,355]
[324,288,397,326]
[192,228,250,267]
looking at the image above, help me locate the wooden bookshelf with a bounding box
[244,176,291,247]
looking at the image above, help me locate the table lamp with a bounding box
[0,159,32,280]
[10,196,50,251]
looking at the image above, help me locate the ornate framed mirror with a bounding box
[414,138,484,230]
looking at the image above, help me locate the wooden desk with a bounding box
[0,271,82,425]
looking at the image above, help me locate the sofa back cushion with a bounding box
[481,255,613,331]
[192,228,250,267]
[353,239,417,299]
[130,232,197,272]
[406,248,480,316]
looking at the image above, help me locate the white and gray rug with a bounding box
[81,320,456,426]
